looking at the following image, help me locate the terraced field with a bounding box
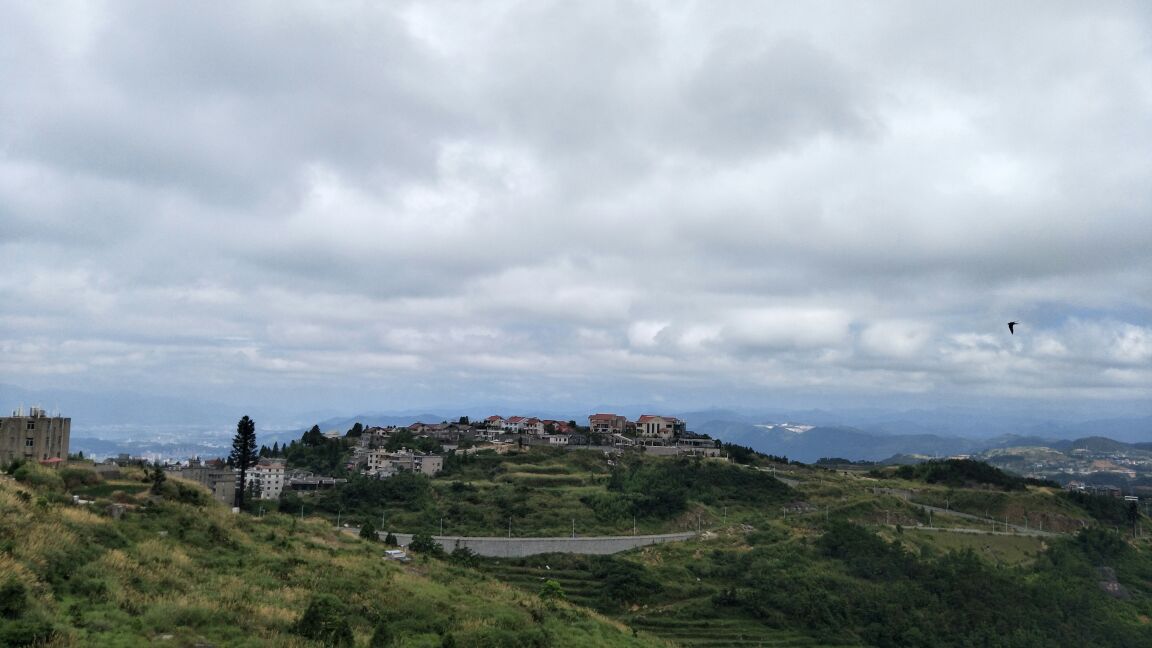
[475,560,834,647]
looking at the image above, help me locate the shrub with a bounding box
[360,520,378,541]
[409,533,442,556]
[295,594,354,647]
[0,580,28,619]
[59,467,103,490]
[12,462,64,491]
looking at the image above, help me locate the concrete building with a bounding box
[1,407,70,464]
[635,415,685,440]
[178,466,237,506]
[249,458,286,500]
[366,449,444,477]
[588,413,629,436]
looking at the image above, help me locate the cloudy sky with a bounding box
[2,1,1150,419]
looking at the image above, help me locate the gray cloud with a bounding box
[1,1,1150,417]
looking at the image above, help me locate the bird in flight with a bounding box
[1007,321,1018,334]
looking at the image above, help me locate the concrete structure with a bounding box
[178,466,237,505]
[1,408,70,464]
[366,449,444,476]
[635,415,685,440]
[249,458,286,500]
[380,531,698,558]
[588,413,629,435]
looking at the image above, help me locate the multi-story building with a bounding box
[178,464,237,506]
[1,408,70,464]
[366,449,443,477]
[588,413,629,436]
[635,415,685,440]
[249,458,286,500]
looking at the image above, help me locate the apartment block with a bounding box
[1,408,70,464]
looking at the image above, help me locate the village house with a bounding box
[588,413,629,436]
[366,448,444,477]
[635,415,685,440]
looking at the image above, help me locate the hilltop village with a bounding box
[166,413,723,507]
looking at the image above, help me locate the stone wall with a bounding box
[382,531,697,558]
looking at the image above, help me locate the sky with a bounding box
[2,1,1151,422]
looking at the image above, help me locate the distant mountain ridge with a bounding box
[696,418,1151,464]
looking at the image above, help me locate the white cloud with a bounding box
[0,1,1149,414]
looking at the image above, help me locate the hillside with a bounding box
[6,449,1152,647]
[0,462,657,647]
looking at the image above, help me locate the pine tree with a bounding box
[230,415,259,510]
[271,441,280,456]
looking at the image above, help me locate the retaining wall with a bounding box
[381,531,697,558]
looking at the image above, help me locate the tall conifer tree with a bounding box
[230,415,259,509]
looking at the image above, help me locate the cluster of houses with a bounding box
[346,413,702,448]
[128,411,721,506]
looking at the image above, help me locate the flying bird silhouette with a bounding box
[1007,321,1018,334]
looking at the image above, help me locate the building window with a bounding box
[25,438,34,447]
[26,421,35,430]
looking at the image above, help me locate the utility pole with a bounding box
[440,517,444,536]
[572,518,575,538]
[508,516,512,538]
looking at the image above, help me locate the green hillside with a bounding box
[5,449,1152,647]
[0,462,658,647]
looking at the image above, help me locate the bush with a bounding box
[295,594,354,647]
[12,462,64,491]
[360,521,378,541]
[0,580,28,619]
[59,467,103,490]
[409,533,442,556]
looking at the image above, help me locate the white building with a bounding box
[249,458,286,500]
[635,415,685,440]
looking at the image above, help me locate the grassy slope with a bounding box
[0,466,660,648]
[7,449,1151,647]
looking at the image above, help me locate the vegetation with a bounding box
[885,458,1032,490]
[7,443,1152,646]
[230,415,259,509]
[0,463,658,647]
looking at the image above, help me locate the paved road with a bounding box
[912,502,1061,537]
[343,528,699,557]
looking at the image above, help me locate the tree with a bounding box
[409,532,441,555]
[384,532,398,546]
[302,424,324,446]
[295,594,353,646]
[360,520,378,541]
[230,415,259,510]
[347,422,364,438]
[149,461,166,495]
